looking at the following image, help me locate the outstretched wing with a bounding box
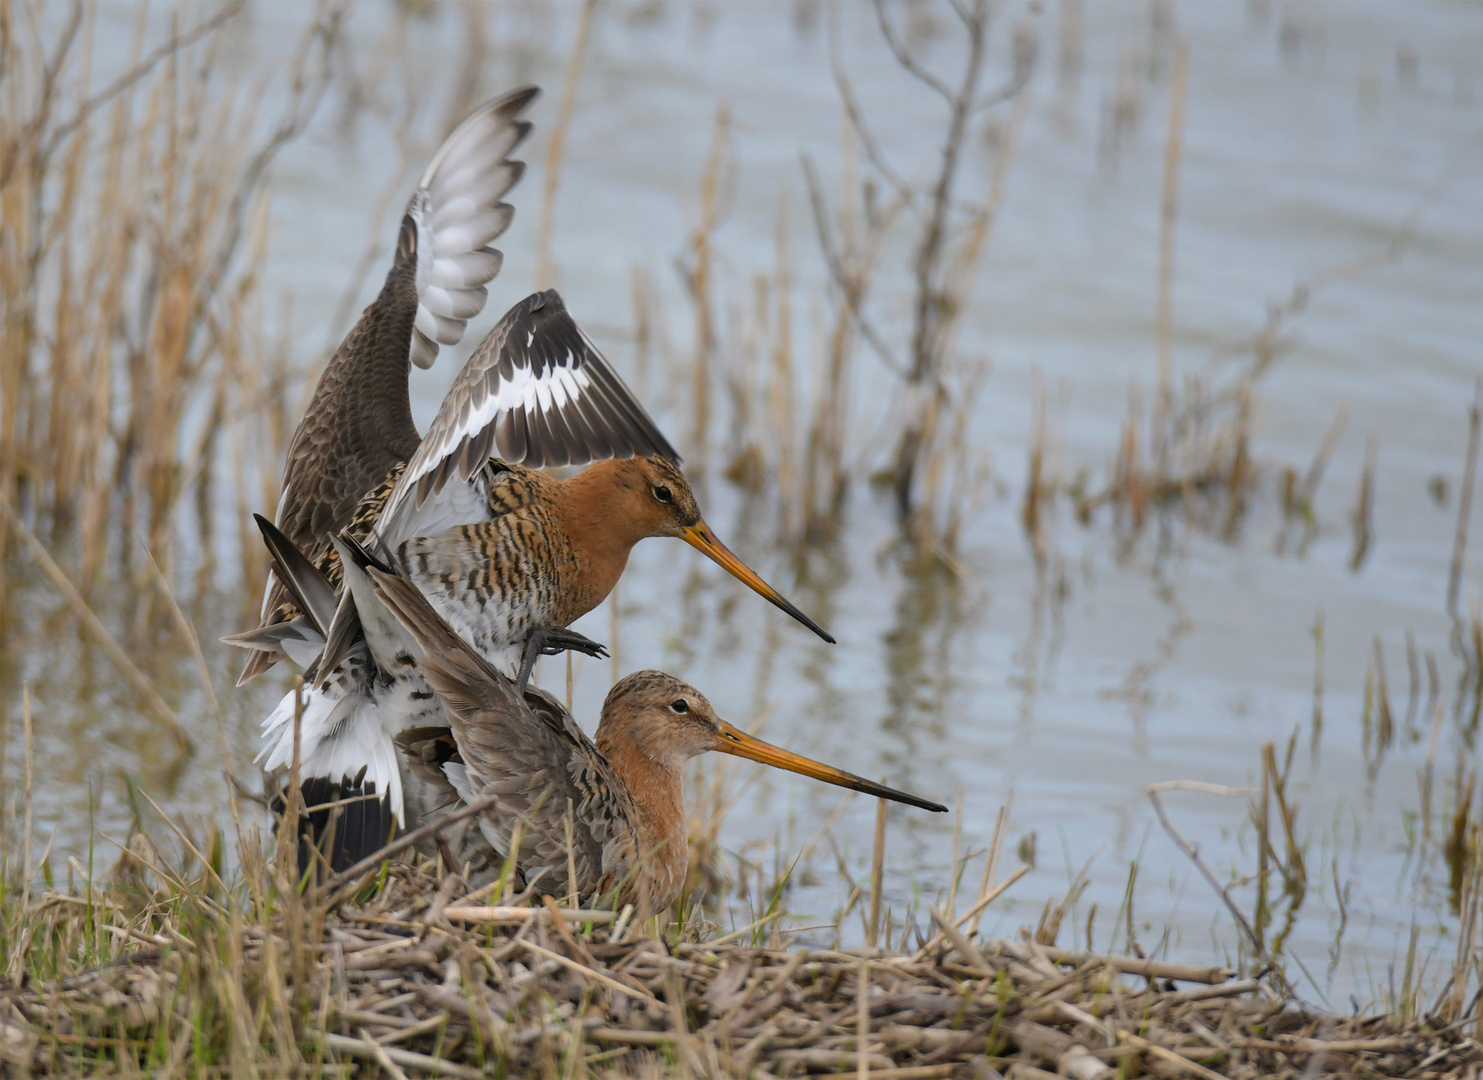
[406,87,539,370]
[376,289,679,547]
[238,87,538,683]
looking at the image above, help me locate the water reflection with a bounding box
[881,557,979,777]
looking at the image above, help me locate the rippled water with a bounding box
[8,1,1483,1004]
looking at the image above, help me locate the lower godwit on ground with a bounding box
[368,566,944,912]
[363,566,937,913]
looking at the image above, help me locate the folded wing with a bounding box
[369,567,636,899]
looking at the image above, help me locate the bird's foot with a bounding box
[515,626,610,695]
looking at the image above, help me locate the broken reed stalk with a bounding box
[1349,436,1377,571]
[1296,407,1349,517]
[1023,371,1050,560]
[970,800,1009,939]
[1256,741,1272,951]
[0,491,191,752]
[533,0,597,290]
[768,193,799,538]
[684,103,731,474]
[1311,610,1324,763]
[19,688,33,921]
[867,796,887,950]
[1152,36,1189,464]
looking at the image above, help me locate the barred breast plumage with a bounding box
[395,464,592,678]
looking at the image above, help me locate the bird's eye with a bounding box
[654,485,674,504]
[669,698,689,714]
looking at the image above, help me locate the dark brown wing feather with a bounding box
[237,463,406,683]
[239,87,539,682]
[375,290,680,545]
[237,236,423,683]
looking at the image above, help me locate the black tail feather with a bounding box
[272,777,398,877]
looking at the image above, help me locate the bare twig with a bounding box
[0,493,191,752]
[1146,782,1293,998]
[33,3,245,173]
[872,0,957,102]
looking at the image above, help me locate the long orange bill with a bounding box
[710,720,947,813]
[681,522,836,644]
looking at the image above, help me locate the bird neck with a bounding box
[597,730,688,911]
[556,461,650,612]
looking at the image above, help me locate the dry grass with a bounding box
[4,804,1483,1079]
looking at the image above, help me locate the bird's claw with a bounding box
[537,627,609,660]
[515,626,610,695]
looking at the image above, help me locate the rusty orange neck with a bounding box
[553,459,655,618]
[597,725,688,911]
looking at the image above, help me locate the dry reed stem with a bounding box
[534,0,597,290]
[1,1,340,631]
[0,491,191,751]
[1348,436,1380,563]
[867,797,888,950]
[681,103,732,474]
[1449,380,1481,621]
[1152,36,1189,459]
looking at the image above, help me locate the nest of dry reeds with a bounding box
[1,850,1476,1080]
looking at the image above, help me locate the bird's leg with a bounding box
[515,626,610,695]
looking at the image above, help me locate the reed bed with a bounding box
[8,824,1483,1080]
[0,1,344,628]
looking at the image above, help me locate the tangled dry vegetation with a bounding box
[0,804,1480,1080]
